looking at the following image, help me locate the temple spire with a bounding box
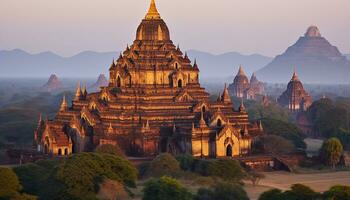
[145,0,161,20]
[221,84,231,103]
[238,65,246,76]
[60,94,68,112]
[239,98,246,112]
[292,68,299,81]
[74,82,82,101]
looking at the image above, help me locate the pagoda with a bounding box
[278,71,312,112]
[34,0,263,157]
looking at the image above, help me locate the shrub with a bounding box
[320,137,344,168]
[258,189,284,200]
[323,185,350,200]
[145,153,180,177]
[176,154,194,171]
[194,182,249,200]
[142,176,193,200]
[0,167,22,198]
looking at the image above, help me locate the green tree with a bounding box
[258,189,284,200]
[142,176,193,200]
[284,184,320,200]
[260,135,295,155]
[194,182,249,200]
[259,184,320,200]
[95,144,125,157]
[261,118,306,149]
[145,153,181,177]
[320,138,344,168]
[0,167,22,199]
[56,153,137,199]
[194,160,246,183]
[176,154,194,171]
[323,185,350,200]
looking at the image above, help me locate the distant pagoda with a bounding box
[34,0,263,157]
[229,66,265,100]
[278,71,312,112]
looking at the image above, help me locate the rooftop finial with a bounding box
[292,68,299,81]
[145,0,161,20]
[238,65,246,76]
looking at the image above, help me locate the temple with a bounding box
[278,71,312,112]
[229,66,265,100]
[34,0,263,157]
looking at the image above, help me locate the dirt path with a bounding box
[245,171,350,200]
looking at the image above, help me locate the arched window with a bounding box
[202,106,206,113]
[226,145,232,157]
[217,119,222,127]
[175,63,179,69]
[58,149,62,156]
[117,76,121,88]
[178,79,182,88]
[64,148,68,155]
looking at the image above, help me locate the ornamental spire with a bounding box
[74,82,82,101]
[60,94,68,112]
[145,0,161,20]
[292,69,299,81]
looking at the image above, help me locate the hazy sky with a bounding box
[1,0,349,57]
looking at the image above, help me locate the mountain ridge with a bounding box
[0,49,272,79]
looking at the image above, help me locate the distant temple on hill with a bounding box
[278,71,312,112]
[34,0,263,158]
[229,66,265,100]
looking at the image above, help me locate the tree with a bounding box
[258,189,284,200]
[246,170,265,186]
[206,160,246,182]
[0,167,22,198]
[194,182,249,200]
[261,118,306,149]
[145,153,181,177]
[259,184,320,200]
[285,184,320,200]
[320,138,344,168]
[142,176,193,200]
[95,144,125,157]
[260,135,295,155]
[56,153,137,199]
[323,185,350,200]
[176,154,194,171]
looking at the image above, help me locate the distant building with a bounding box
[229,66,265,100]
[33,0,263,158]
[278,71,312,112]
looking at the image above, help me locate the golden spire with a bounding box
[60,94,68,112]
[145,0,161,20]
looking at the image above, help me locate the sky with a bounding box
[0,0,349,57]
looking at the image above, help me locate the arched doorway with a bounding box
[217,119,222,127]
[117,76,121,87]
[178,79,183,88]
[58,148,62,156]
[226,144,232,157]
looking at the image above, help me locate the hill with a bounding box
[0,49,117,78]
[257,26,350,84]
[0,49,272,81]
